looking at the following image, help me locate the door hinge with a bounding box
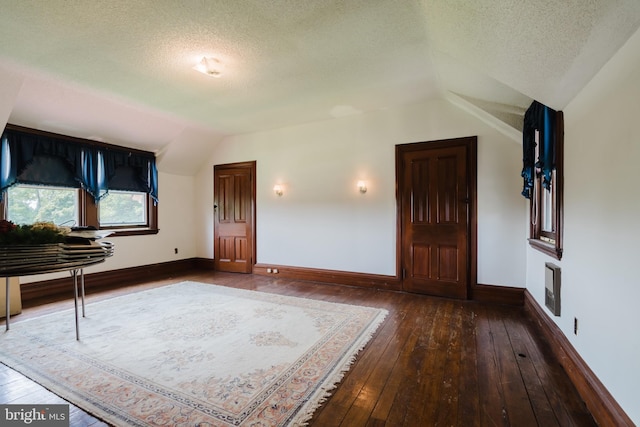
[402,268,407,279]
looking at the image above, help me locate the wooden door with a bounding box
[397,137,476,299]
[214,162,255,273]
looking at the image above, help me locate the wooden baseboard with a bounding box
[21,257,527,308]
[20,256,523,307]
[471,283,524,306]
[195,257,215,270]
[253,263,401,291]
[21,259,200,307]
[253,264,524,306]
[524,290,634,427]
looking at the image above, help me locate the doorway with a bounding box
[396,137,477,298]
[213,161,256,273]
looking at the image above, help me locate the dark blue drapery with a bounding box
[0,128,158,204]
[521,101,557,198]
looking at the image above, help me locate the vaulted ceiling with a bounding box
[1,1,639,174]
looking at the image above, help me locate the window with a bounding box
[83,191,158,235]
[522,102,563,259]
[0,125,158,236]
[6,185,79,226]
[99,190,147,227]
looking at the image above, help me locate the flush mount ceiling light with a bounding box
[193,56,223,77]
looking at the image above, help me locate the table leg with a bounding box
[81,268,86,317]
[4,277,9,331]
[73,270,80,341]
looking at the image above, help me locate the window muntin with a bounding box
[540,168,556,236]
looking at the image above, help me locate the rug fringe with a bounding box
[290,308,388,426]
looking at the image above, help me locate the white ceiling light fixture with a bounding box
[193,56,223,77]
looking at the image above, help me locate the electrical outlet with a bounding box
[273,268,279,274]
[266,268,272,273]
[174,248,178,254]
[574,317,578,335]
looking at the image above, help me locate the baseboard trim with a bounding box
[195,257,215,270]
[21,259,200,307]
[252,264,525,306]
[253,263,401,291]
[471,283,524,306]
[524,290,634,427]
[21,257,523,308]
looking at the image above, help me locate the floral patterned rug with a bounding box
[0,281,387,426]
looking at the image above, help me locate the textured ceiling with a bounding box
[0,0,639,174]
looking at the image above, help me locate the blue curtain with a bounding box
[521,101,557,198]
[0,135,17,197]
[0,127,157,203]
[82,147,108,201]
[0,129,87,198]
[104,148,158,203]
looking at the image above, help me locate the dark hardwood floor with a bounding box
[1,271,596,426]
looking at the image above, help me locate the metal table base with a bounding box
[2,241,113,341]
[5,268,86,340]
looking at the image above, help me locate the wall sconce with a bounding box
[193,56,224,77]
[357,180,368,194]
[273,184,284,197]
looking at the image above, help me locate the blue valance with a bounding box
[104,147,158,203]
[0,127,158,204]
[521,101,557,199]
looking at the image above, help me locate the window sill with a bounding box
[528,238,562,260]
[103,228,159,237]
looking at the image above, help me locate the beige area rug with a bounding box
[0,281,387,426]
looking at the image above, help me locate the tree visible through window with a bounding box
[6,185,78,226]
[99,191,147,226]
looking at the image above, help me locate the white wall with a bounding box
[196,98,526,286]
[526,28,640,424]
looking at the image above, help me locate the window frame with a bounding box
[528,111,563,260]
[97,190,150,228]
[1,125,158,237]
[84,190,158,236]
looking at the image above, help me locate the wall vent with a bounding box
[545,263,561,316]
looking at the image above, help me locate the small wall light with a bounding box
[273,184,284,196]
[193,56,223,77]
[357,180,368,194]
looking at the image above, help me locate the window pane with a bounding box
[541,170,556,233]
[99,191,147,226]
[541,188,553,232]
[7,185,78,226]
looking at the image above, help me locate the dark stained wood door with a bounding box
[397,137,476,299]
[214,162,255,273]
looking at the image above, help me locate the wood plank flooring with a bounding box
[1,271,596,426]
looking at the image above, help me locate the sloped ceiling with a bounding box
[1,0,639,175]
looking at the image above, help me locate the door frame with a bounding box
[213,161,257,273]
[395,137,477,298]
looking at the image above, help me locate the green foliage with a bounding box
[99,192,145,225]
[7,186,77,226]
[6,185,146,228]
[0,221,66,245]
